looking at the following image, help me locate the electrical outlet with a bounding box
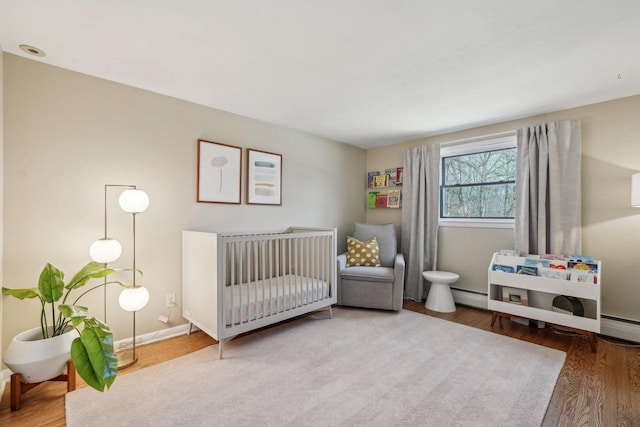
[166,293,176,308]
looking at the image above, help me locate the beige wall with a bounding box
[367,94,640,322]
[2,53,366,354]
[0,47,4,369]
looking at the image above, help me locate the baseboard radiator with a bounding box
[451,286,640,343]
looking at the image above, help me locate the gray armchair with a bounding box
[337,223,405,311]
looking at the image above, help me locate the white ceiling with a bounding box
[1,1,639,149]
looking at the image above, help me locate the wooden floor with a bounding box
[1,302,639,426]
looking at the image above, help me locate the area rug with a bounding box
[66,308,565,426]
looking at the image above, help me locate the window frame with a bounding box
[439,134,516,228]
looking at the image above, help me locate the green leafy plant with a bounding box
[2,261,127,392]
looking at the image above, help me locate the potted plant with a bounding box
[2,261,126,392]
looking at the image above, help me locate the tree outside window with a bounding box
[441,148,516,219]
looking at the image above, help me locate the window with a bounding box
[440,135,516,226]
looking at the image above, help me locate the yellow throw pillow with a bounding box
[346,236,381,267]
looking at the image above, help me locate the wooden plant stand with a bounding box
[10,360,76,410]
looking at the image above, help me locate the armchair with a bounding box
[337,223,405,311]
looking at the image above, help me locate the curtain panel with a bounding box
[514,119,582,256]
[401,144,440,301]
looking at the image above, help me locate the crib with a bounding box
[182,227,337,358]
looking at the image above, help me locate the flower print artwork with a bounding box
[210,156,228,192]
[197,140,241,204]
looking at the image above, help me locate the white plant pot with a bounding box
[4,326,79,383]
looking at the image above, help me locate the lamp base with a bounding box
[116,349,138,370]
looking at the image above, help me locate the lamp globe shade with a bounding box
[119,286,150,312]
[119,189,149,213]
[89,238,122,263]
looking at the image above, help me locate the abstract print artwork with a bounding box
[197,139,242,204]
[246,149,282,205]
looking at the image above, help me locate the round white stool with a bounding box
[423,271,459,313]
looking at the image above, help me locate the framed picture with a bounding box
[197,139,242,204]
[502,287,528,306]
[246,149,282,205]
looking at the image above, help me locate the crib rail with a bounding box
[182,227,336,352]
[222,230,335,327]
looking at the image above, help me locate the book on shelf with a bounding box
[568,261,598,284]
[549,261,568,270]
[499,249,520,256]
[367,192,379,209]
[492,264,515,273]
[367,171,380,189]
[387,189,401,208]
[384,167,398,187]
[396,167,403,185]
[567,262,598,273]
[516,265,538,276]
[541,253,565,260]
[524,258,550,268]
[375,193,388,208]
[568,254,594,263]
[570,270,596,284]
[541,268,568,280]
[372,174,389,188]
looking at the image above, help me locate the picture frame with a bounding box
[246,149,282,205]
[502,287,528,306]
[197,139,242,204]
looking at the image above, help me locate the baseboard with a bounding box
[1,323,191,386]
[451,287,488,310]
[450,287,640,343]
[114,323,190,351]
[0,370,6,406]
[601,315,640,343]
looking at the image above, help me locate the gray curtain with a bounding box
[515,119,582,255]
[401,144,440,301]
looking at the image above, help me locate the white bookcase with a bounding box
[487,252,601,351]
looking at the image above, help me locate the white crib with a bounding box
[182,227,337,358]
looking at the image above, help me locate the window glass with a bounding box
[440,138,516,222]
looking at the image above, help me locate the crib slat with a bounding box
[288,238,292,311]
[230,241,235,327]
[215,229,336,338]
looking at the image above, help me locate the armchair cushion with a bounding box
[346,236,381,267]
[354,223,397,267]
[340,265,395,283]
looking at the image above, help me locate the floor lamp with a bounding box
[89,184,150,369]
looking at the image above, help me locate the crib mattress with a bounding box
[224,274,329,326]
